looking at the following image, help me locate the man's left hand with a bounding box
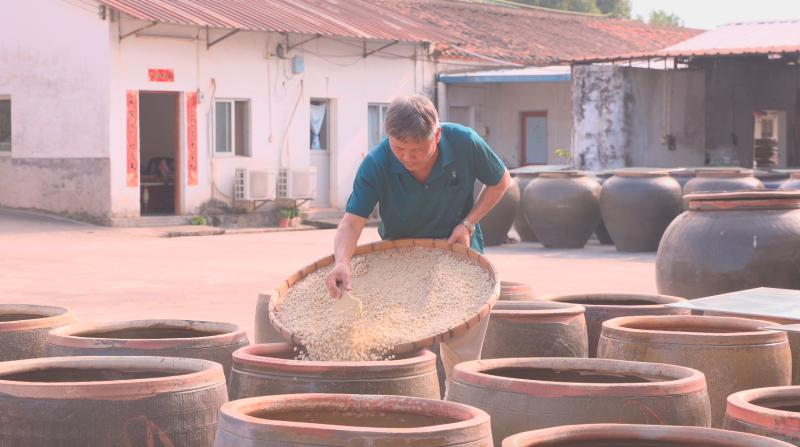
[447,223,471,247]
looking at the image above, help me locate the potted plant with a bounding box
[290,207,302,227]
[278,208,292,228]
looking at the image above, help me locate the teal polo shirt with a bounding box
[346,122,507,253]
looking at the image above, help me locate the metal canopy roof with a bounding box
[439,65,571,84]
[100,0,461,43]
[572,19,800,64]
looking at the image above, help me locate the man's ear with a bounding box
[434,127,442,144]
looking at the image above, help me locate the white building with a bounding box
[0,0,453,223]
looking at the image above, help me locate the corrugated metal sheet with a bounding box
[99,0,461,43]
[572,20,800,63]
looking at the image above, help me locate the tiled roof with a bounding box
[377,0,703,66]
[99,0,460,43]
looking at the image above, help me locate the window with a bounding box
[214,99,250,156]
[310,100,329,151]
[0,98,10,153]
[368,103,389,150]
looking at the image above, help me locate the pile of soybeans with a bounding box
[275,247,495,361]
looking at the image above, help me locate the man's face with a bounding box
[388,127,441,174]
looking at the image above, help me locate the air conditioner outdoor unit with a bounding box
[234,168,277,201]
[277,167,317,200]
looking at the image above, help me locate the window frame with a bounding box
[0,96,11,155]
[213,98,251,158]
[368,102,390,150]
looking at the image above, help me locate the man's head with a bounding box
[384,95,441,174]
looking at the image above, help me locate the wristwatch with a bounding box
[461,218,475,235]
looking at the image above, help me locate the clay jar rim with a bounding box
[601,315,788,346]
[0,304,75,332]
[452,357,707,398]
[538,170,587,179]
[491,300,586,319]
[501,423,794,447]
[232,343,436,377]
[726,386,800,436]
[0,355,225,400]
[218,393,491,440]
[610,168,672,177]
[501,281,532,291]
[48,319,247,349]
[685,190,800,211]
[543,293,685,309]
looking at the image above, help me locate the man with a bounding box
[324,94,511,383]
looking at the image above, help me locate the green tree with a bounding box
[596,0,631,18]
[648,9,683,26]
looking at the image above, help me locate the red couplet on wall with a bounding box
[186,92,198,186]
[126,91,139,187]
[148,69,174,82]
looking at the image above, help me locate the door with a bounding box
[139,92,180,215]
[310,99,331,207]
[520,111,548,165]
[449,106,473,128]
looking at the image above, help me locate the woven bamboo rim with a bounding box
[268,239,500,355]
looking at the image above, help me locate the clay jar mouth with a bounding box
[0,305,74,331]
[503,424,784,447]
[232,343,436,376]
[491,300,585,317]
[726,387,800,436]
[685,190,800,211]
[453,358,705,397]
[546,294,684,308]
[539,170,586,179]
[48,320,246,349]
[602,315,787,346]
[222,394,488,431]
[0,367,190,382]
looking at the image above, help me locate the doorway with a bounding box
[520,111,548,165]
[310,99,332,207]
[139,92,180,215]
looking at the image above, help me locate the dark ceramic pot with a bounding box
[593,172,614,245]
[480,179,521,246]
[683,169,764,196]
[600,172,682,252]
[779,172,800,191]
[668,168,696,191]
[656,190,800,298]
[522,171,601,249]
[756,170,791,190]
[512,173,539,242]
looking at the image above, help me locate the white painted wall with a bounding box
[447,81,572,168]
[0,0,110,159]
[108,21,436,216]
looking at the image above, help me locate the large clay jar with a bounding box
[446,357,712,445]
[779,172,800,190]
[683,169,764,195]
[227,343,440,400]
[512,172,540,242]
[656,190,800,298]
[0,356,228,447]
[523,171,601,248]
[499,281,535,301]
[600,172,683,252]
[481,301,588,360]
[480,179,521,246]
[725,386,800,445]
[594,172,614,245]
[254,291,285,344]
[214,394,493,446]
[544,293,688,358]
[0,304,75,361]
[47,319,249,378]
[598,315,792,427]
[502,423,795,447]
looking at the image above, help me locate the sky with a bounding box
[631,0,800,30]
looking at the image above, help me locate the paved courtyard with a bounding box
[0,208,657,338]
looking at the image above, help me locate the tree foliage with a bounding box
[647,9,684,27]
[506,0,632,18]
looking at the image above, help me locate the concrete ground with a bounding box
[0,208,656,338]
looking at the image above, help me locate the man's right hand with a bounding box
[325,262,352,299]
